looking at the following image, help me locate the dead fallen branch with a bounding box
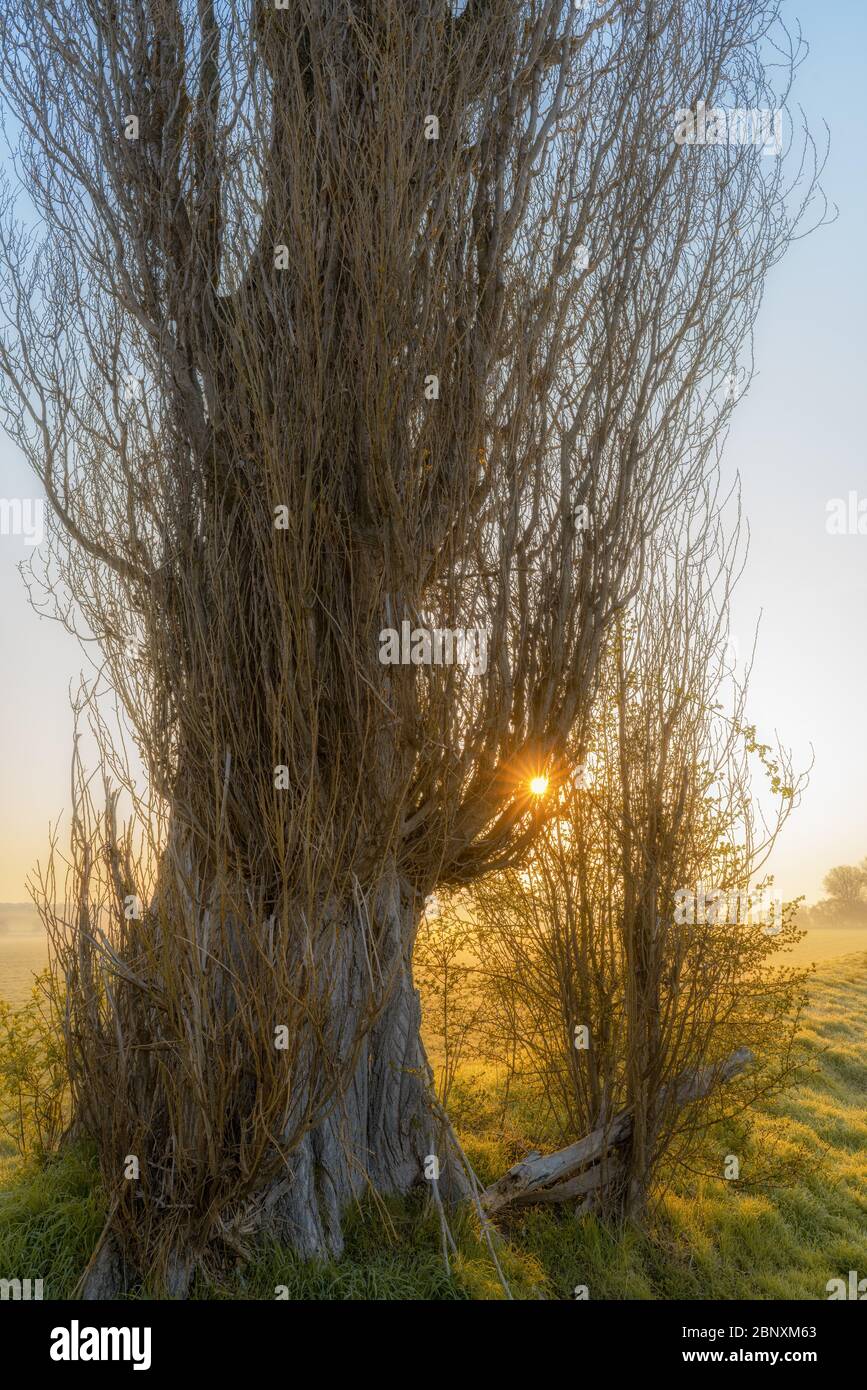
[481,1047,754,1216]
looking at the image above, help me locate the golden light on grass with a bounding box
[529,775,549,796]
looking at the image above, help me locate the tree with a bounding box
[0,0,823,1292]
[822,864,866,906]
[442,481,809,1220]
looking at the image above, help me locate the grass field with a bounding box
[1,945,865,1299]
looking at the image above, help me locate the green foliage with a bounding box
[0,971,67,1163]
[0,955,864,1300]
[0,1145,104,1299]
[191,1195,545,1302]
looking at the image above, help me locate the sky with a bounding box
[720,0,867,906]
[0,0,864,905]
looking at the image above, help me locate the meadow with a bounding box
[0,914,48,1013]
[1,934,865,1300]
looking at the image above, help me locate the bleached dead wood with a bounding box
[481,1047,754,1216]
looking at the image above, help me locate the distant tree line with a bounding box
[804,860,867,926]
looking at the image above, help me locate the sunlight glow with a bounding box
[529,775,549,796]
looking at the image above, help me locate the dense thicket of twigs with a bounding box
[0,0,826,1285]
[419,482,811,1219]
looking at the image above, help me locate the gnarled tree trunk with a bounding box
[76,872,465,1297]
[275,952,460,1260]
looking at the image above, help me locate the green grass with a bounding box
[0,1145,105,1298]
[2,953,866,1300]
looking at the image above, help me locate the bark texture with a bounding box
[275,952,453,1259]
[79,886,461,1295]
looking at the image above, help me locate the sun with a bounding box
[529,775,549,796]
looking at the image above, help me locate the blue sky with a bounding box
[721,0,867,903]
